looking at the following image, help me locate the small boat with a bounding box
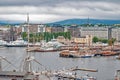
[116,55,120,60]
[82,74,96,80]
[32,46,60,52]
[0,39,7,46]
[55,71,96,80]
[81,53,93,58]
[114,70,120,80]
[59,50,79,58]
[101,50,117,56]
[59,50,93,58]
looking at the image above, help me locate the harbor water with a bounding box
[0,47,120,80]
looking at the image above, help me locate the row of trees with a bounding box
[21,32,71,42]
[92,36,116,46]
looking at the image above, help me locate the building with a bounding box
[22,24,46,33]
[38,24,46,33]
[67,25,80,38]
[80,27,109,39]
[74,35,93,45]
[0,26,20,41]
[51,24,64,33]
[0,26,10,40]
[57,36,66,43]
[112,28,120,41]
[46,27,52,33]
[6,26,18,41]
[108,27,112,40]
[15,26,22,35]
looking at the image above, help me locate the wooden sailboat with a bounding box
[59,38,93,58]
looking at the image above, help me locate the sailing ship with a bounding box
[0,14,50,80]
[0,56,41,80]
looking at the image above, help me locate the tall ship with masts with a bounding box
[0,14,44,80]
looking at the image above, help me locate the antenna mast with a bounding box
[87,16,89,27]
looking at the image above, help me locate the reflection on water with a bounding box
[0,47,120,80]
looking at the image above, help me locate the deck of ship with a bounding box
[0,71,39,80]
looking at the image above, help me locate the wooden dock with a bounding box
[70,68,98,72]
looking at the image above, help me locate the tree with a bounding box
[111,38,116,44]
[92,36,99,43]
[101,39,108,43]
[21,32,27,40]
[108,38,116,46]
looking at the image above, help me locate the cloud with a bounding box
[0,0,120,23]
[0,0,120,6]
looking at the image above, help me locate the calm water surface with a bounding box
[0,47,120,80]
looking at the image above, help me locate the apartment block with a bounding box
[67,25,80,38]
[51,24,64,33]
[80,27,109,39]
[112,28,120,41]
[22,24,46,33]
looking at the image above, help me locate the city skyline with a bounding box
[0,0,120,23]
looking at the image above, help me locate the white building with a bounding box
[112,28,120,41]
[38,24,46,33]
[22,24,46,33]
[80,27,109,39]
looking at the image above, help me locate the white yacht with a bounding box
[0,39,7,46]
[38,39,65,51]
[5,37,28,47]
[43,39,64,48]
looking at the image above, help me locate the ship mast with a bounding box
[27,13,30,48]
[23,13,32,73]
[22,14,47,78]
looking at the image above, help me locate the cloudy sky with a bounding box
[0,0,120,23]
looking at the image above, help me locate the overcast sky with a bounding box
[0,0,120,23]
